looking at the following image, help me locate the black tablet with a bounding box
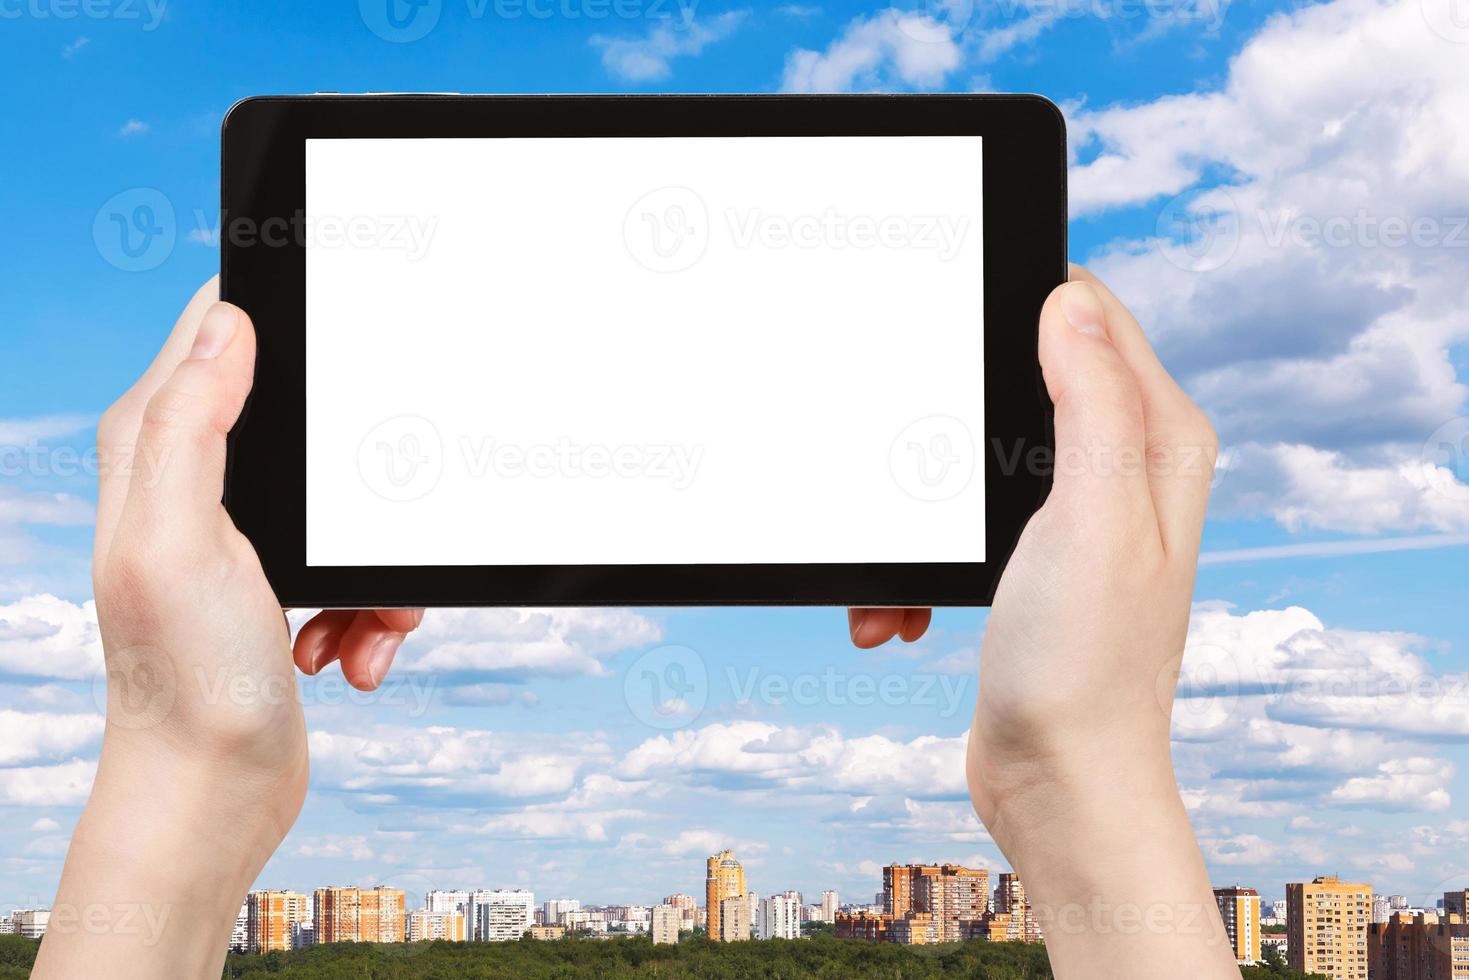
[221,94,1065,608]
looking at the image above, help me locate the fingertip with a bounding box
[898,608,932,643]
[1056,281,1108,338]
[337,615,406,692]
[372,608,425,633]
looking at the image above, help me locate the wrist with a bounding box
[33,737,305,979]
[967,729,1238,979]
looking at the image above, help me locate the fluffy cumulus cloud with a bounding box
[619,720,968,799]
[780,9,963,92]
[0,759,97,807]
[308,725,602,803]
[591,11,747,83]
[393,607,661,680]
[1066,0,1469,532]
[0,709,102,765]
[1172,601,1463,820]
[0,594,103,680]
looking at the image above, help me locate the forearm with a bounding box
[33,736,303,979]
[980,740,1240,979]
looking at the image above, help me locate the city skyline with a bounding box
[3,0,1469,927]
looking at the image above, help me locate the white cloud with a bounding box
[1065,0,1469,533]
[0,487,93,528]
[309,726,598,802]
[780,9,962,92]
[592,12,746,83]
[0,594,103,680]
[61,36,90,59]
[295,835,375,861]
[0,414,93,444]
[619,720,968,799]
[1329,758,1454,812]
[1171,601,1464,816]
[0,759,96,806]
[0,710,102,765]
[117,119,148,138]
[29,817,61,832]
[396,607,660,680]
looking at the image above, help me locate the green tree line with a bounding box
[0,931,1327,979]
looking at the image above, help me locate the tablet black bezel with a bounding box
[221,94,1064,607]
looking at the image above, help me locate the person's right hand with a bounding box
[852,265,1237,978]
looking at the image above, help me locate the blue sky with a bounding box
[3,0,1469,918]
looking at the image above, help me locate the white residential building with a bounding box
[821,891,839,923]
[472,889,535,942]
[229,901,248,952]
[652,904,680,945]
[543,899,581,925]
[756,894,801,940]
[11,910,49,940]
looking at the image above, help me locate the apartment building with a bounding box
[651,904,681,945]
[1214,886,1262,965]
[1287,876,1371,980]
[705,850,747,942]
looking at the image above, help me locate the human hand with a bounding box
[849,266,1235,978]
[35,280,423,979]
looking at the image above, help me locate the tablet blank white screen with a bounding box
[305,136,984,566]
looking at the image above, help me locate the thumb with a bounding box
[1037,281,1156,528]
[126,302,256,534]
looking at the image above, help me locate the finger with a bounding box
[1069,265,1217,555]
[1038,279,1160,552]
[119,302,256,539]
[371,608,426,634]
[293,610,357,675]
[898,608,932,642]
[335,611,407,691]
[848,608,910,648]
[95,278,220,570]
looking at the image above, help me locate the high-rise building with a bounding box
[1213,886,1261,965]
[312,887,406,944]
[472,889,535,942]
[993,874,1041,943]
[406,908,466,942]
[662,893,698,931]
[1446,890,1469,920]
[246,890,310,953]
[652,904,681,945]
[426,890,471,918]
[705,850,747,942]
[543,899,581,926]
[757,894,801,940]
[10,910,48,940]
[821,891,839,924]
[1368,911,1469,979]
[1373,895,1393,925]
[229,901,249,953]
[1286,876,1371,980]
[719,895,751,941]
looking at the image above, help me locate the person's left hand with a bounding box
[36,279,424,980]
